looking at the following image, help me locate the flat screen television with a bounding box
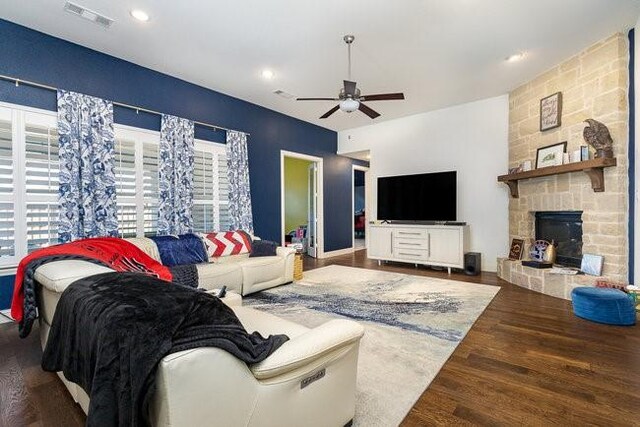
[377,171,457,222]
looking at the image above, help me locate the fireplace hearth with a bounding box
[535,211,583,268]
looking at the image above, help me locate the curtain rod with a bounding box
[0,74,250,136]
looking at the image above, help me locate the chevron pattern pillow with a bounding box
[199,231,253,260]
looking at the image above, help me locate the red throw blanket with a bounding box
[11,237,173,337]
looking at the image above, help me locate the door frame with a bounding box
[352,164,370,251]
[307,162,318,258]
[280,150,325,258]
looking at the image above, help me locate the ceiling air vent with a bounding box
[273,89,295,99]
[64,1,114,28]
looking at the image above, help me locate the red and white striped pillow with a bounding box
[199,231,252,260]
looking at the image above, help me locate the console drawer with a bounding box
[392,229,427,239]
[393,238,429,250]
[392,247,429,261]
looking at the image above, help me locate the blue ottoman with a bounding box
[571,287,636,326]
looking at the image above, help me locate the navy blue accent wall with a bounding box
[628,29,635,284]
[0,275,13,311]
[0,19,365,254]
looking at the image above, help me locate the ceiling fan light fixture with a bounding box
[339,98,360,113]
[297,34,403,120]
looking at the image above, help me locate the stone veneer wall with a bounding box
[504,33,629,289]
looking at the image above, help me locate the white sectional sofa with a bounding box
[32,237,296,297]
[126,237,297,296]
[32,237,365,427]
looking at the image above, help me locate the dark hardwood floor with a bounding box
[1,250,638,426]
[307,251,640,426]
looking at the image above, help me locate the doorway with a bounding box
[353,165,369,251]
[281,151,324,258]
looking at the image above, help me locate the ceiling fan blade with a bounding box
[343,80,357,97]
[320,105,340,119]
[361,93,405,101]
[358,102,381,119]
[297,97,339,101]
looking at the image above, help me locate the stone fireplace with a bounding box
[497,33,629,300]
[535,211,583,268]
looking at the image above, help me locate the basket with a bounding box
[293,253,303,281]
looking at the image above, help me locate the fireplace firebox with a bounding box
[534,211,583,268]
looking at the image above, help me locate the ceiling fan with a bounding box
[297,35,405,119]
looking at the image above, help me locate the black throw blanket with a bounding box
[42,272,289,427]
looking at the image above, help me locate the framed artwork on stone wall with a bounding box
[535,141,567,169]
[540,91,563,131]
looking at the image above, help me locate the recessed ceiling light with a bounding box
[130,9,149,22]
[261,69,275,80]
[505,52,525,62]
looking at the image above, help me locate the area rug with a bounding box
[244,265,500,426]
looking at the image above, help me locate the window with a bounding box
[192,141,230,233]
[142,142,159,235]
[0,106,63,267]
[113,129,230,237]
[114,127,160,238]
[0,103,231,268]
[0,108,15,263]
[24,113,60,253]
[114,137,138,238]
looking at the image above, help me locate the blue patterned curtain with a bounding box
[226,130,254,234]
[158,114,194,235]
[57,90,118,243]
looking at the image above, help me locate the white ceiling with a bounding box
[1,1,639,131]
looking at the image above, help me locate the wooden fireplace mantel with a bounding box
[497,157,617,198]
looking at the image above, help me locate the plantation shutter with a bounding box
[115,138,137,238]
[217,151,231,230]
[193,148,215,232]
[24,117,60,252]
[142,141,159,236]
[0,109,14,260]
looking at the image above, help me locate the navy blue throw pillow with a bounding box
[150,234,208,267]
[250,240,278,258]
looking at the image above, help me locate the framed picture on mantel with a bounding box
[540,92,562,131]
[535,141,567,169]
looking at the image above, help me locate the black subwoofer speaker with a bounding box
[464,252,481,276]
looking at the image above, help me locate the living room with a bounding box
[0,1,639,426]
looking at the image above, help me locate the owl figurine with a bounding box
[583,119,614,159]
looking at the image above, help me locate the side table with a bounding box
[294,253,304,281]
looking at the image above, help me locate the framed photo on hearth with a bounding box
[581,254,604,276]
[540,91,562,131]
[535,141,567,169]
[508,238,525,260]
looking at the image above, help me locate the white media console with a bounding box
[368,223,469,274]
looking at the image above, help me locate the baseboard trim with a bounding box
[319,247,355,259]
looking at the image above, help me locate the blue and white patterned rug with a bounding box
[244,265,500,427]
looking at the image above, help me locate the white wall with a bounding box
[337,95,509,272]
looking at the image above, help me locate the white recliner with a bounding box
[150,309,363,427]
[34,259,365,427]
